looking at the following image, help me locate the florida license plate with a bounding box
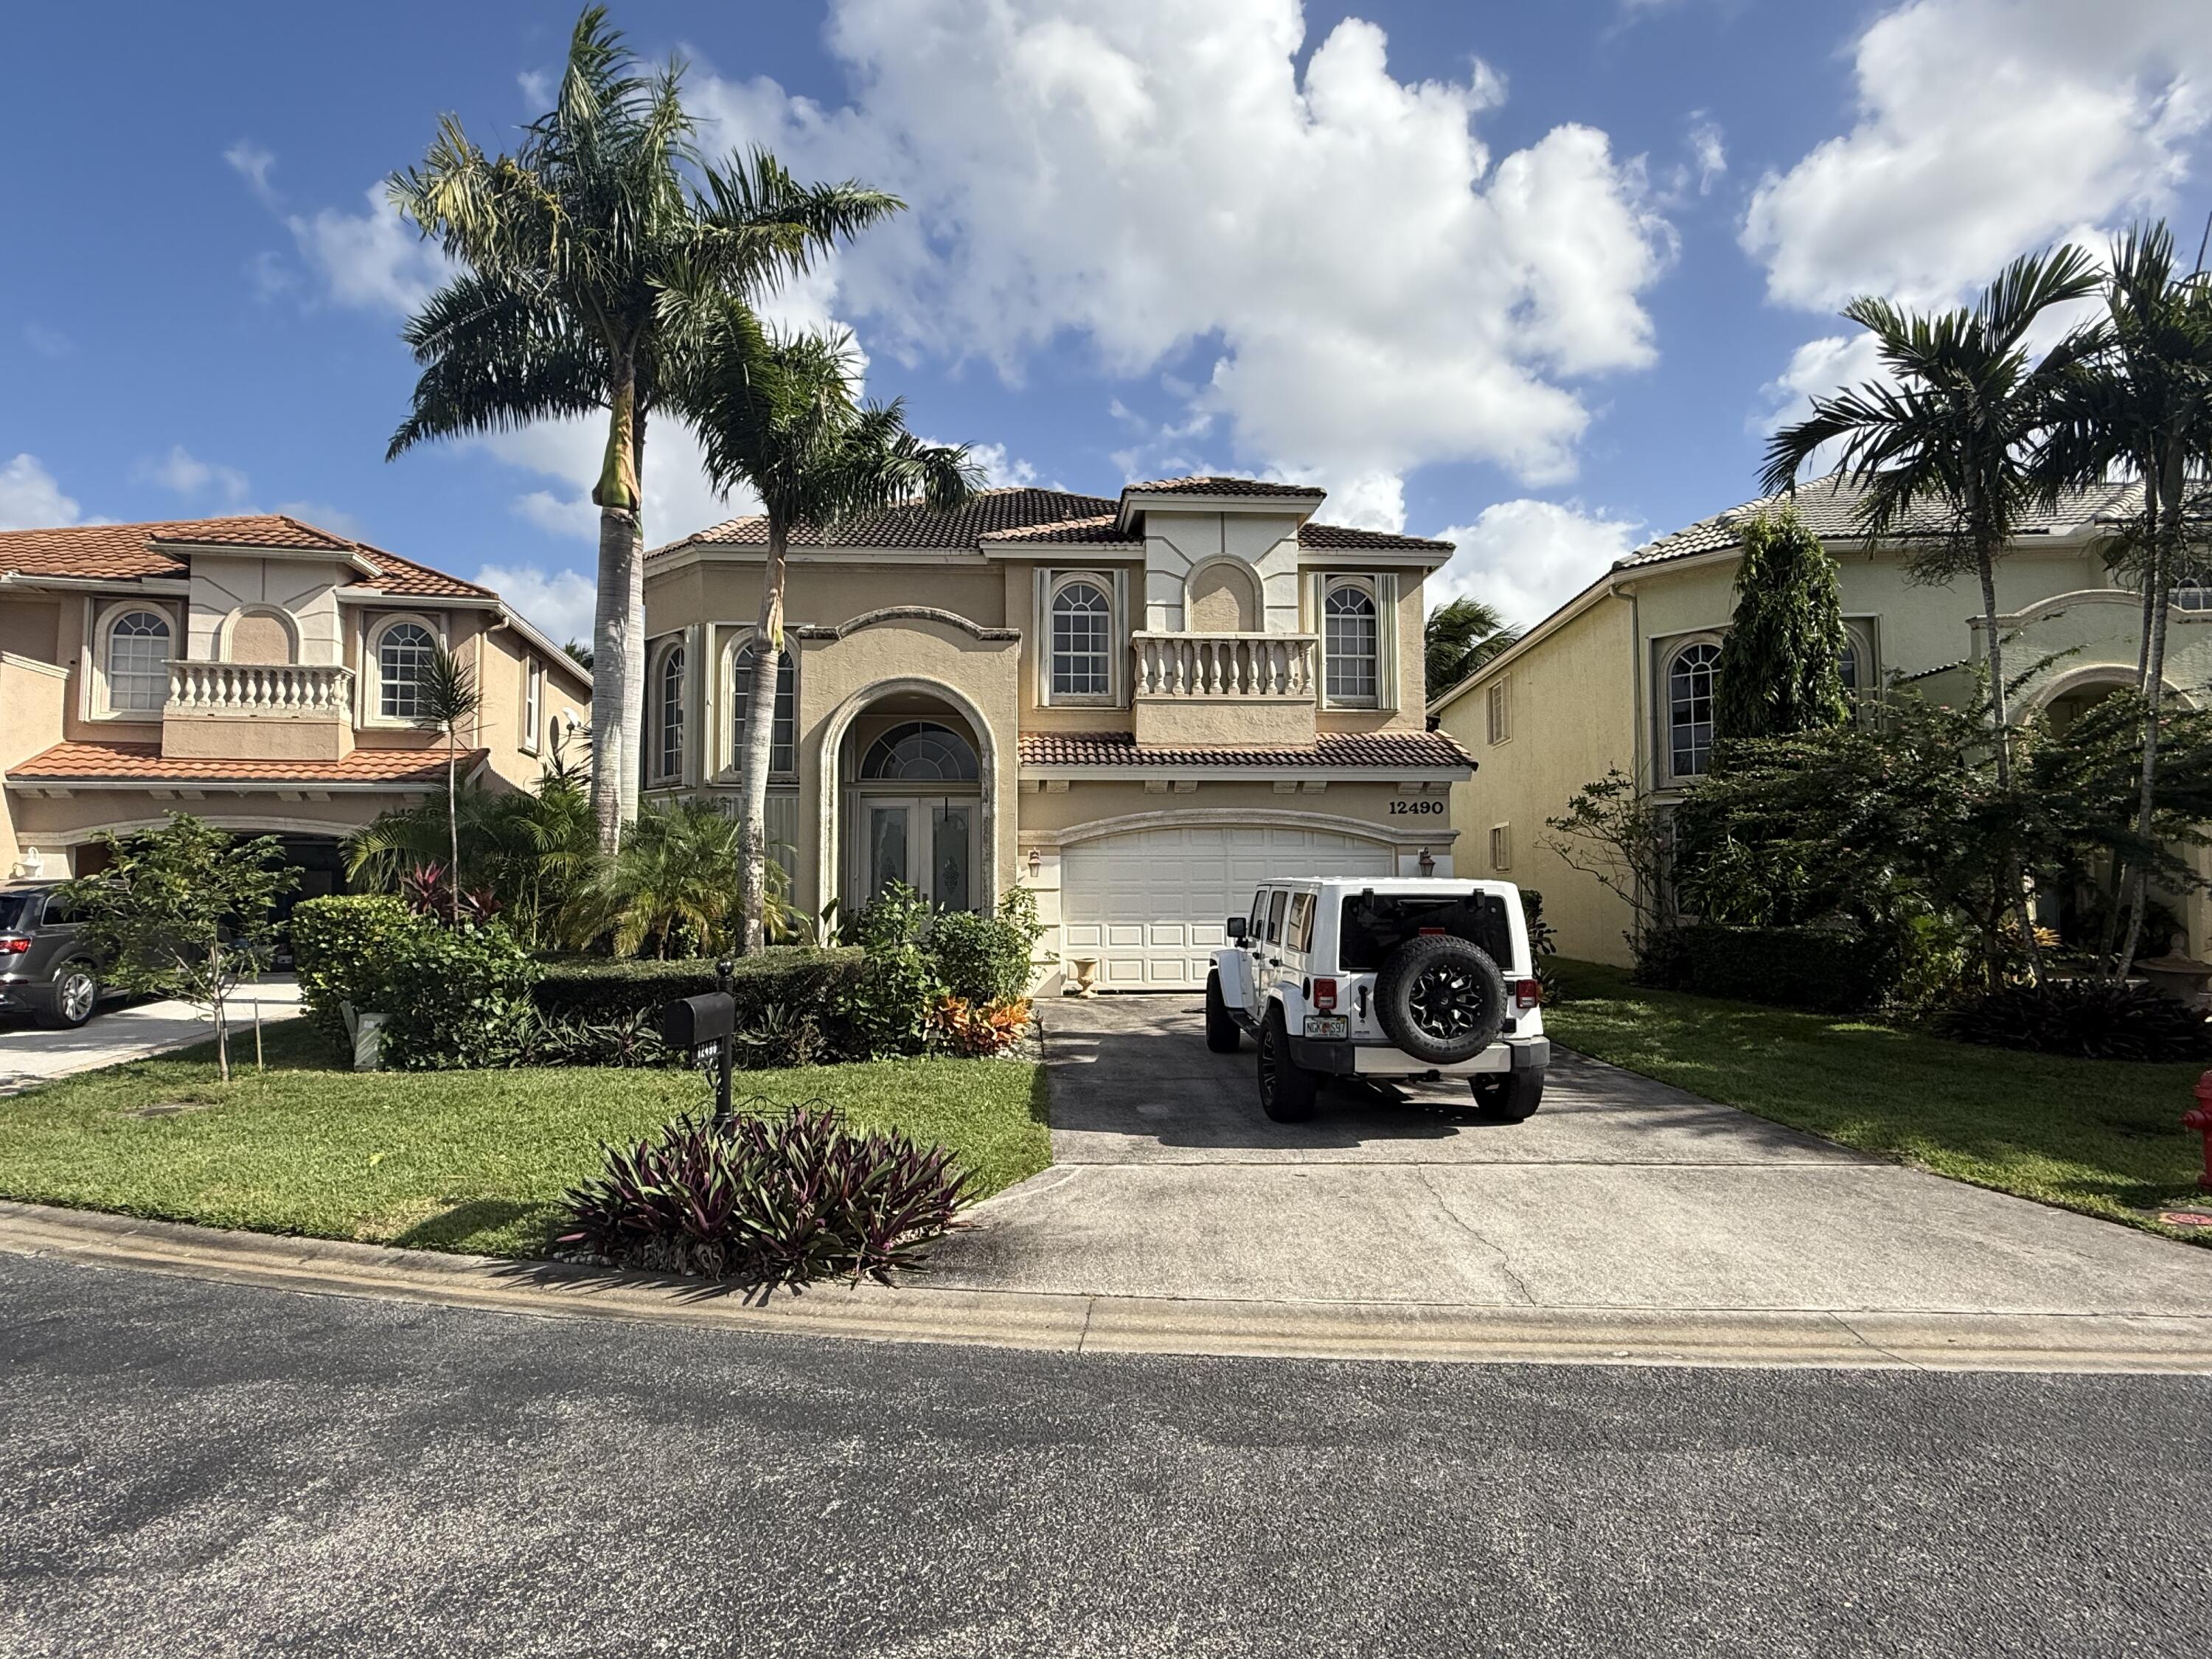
[1303,1015,1349,1039]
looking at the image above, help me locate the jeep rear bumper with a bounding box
[1284,1034,1550,1077]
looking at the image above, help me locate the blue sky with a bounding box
[5,0,2209,643]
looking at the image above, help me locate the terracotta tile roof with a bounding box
[978,512,1139,546]
[1299,522,1454,553]
[1123,476,1327,498]
[4,741,486,787]
[1018,730,1474,770]
[664,487,1121,554]
[1614,476,2141,573]
[0,515,494,601]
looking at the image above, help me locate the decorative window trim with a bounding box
[1839,618,1878,712]
[720,630,799,782]
[89,599,178,721]
[361,612,446,730]
[647,634,687,787]
[1658,633,1723,786]
[1489,824,1512,873]
[1035,567,1126,708]
[1318,574,1383,711]
[217,604,299,665]
[521,656,543,756]
[1486,678,1512,745]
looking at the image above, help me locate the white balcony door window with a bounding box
[378,622,437,719]
[1323,579,1379,706]
[106,610,171,713]
[1050,578,1112,698]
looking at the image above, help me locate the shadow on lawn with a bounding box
[394,1197,552,1253]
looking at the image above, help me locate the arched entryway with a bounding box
[821,681,997,917]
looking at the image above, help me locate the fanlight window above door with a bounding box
[859,720,979,783]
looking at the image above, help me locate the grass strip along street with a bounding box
[0,1020,1050,1259]
[1545,961,2212,1246]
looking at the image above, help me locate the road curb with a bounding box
[4,1199,2211,1373]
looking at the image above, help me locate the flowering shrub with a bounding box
[558,1104,973,1284]
[928,995,1032,1057]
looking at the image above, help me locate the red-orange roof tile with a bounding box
[0,516,493,600]
[4,741,486,787]
[1018,731,1474,769]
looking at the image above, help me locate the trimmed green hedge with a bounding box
[533,948,866,1037]
[291,895,415,1051]
[1640,923,1899,1017]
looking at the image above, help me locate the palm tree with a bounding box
[1763,245,2104,981]
[1424,597,1521,699]
[562,799,743,957]
[2037,223,2212,974]
[1762,246,2104,779]
[416,640,481,917]
[386,6,901,850]
[672,301,980,951]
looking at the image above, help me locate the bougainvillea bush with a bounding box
[557,1103,973,1285]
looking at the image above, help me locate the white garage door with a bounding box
[1062,824,1397,990]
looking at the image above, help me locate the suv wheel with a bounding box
[1374,935,1507,1065]
[1203,971,1241,1053]
[1470,1070,1543,1122]
[1256,1004,1318,1122]
[39,962,100,1030]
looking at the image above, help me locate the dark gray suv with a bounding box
[0,882,105,1029]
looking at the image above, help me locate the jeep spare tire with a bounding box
[1374,935,1506,1064]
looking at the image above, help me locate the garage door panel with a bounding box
[1062,823,1395,991]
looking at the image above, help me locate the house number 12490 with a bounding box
[1388,799,1445,815]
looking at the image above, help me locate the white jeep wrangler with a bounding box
[1205,877,1549,1124]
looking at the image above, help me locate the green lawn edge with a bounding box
[1543,959,2212,1248]
[0,1018,1051,1259]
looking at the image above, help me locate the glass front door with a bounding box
[855,796,978,911]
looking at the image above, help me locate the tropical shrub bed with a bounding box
[557,1103,973,1284]
[1937,978,2212,1063]
[1638,922,1901,1017]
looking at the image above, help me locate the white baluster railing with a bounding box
[1131,632,1317,700]
[167,660,353,716]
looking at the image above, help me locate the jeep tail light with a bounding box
[1514,977,1542,1012]
[0,936,29,954]
[1312,977,1338,1012]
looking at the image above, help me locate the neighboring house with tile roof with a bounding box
[1428,474,2208,965]
[644,476,1470,990]
[1,515,590,896]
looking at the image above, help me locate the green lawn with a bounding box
[0,1019,1051,1259]
[1544,959,2212,1245]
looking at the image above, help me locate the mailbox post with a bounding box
[658,958,739,1120]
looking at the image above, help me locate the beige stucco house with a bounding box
[1,514,591,897]
[1430,476,2200,967]
[643,476,1472,989]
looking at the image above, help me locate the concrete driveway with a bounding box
[0,976,303,1096]
[930,994,2212,1320]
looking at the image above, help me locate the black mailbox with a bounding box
[660,990,735,1051]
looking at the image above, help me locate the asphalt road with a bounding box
[3,1252,2208,1659]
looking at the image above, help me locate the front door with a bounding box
[859,797,978,911]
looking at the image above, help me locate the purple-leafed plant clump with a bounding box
[558,1103,973,1286]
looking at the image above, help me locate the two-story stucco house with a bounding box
[641,477,1473,989]
[0,515,591,895]
[1429,476,2198,966]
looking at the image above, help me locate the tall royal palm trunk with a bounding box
[590,354,646,851]
[2117,449,2185,976]
[1972,507,2045,983]
[734,518,789,955]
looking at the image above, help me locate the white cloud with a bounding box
[1428,498,1643,628]
[518,69,554,108]
[959,442,1038,489]
[285,186,447,315]
[138,444,249,504]
[1744,0,2212,314]
[692,0,1671,526]
[1688,114,1727,195]
[21,323,72,358]
[0,454,91,530]
[224,139,279,207]
[270,500,369,540]
[466,414,747,546]
[478,562,598,645]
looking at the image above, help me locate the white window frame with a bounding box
[1839,618,1879,714]
[361,613,446,729]
[1489,824,1512,872]
[723,632,799,782]
[1486,678,1512,745]
[521,656,543,756]
[1035,567,1127,708]
[1658,635,1723,785]
[1047,572,1116,704]
[1321,575,1382,710]
[649,635,686,786]
[91,599,177,720]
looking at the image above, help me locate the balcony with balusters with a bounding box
[161,659,357,762]
[1130,630,1318,746]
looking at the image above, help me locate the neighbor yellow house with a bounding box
[1429,476,2205,965]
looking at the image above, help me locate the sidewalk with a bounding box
[0,977,304,1096]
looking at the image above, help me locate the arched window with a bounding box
[657,644,686,780]
[107,610,171,713]
[1667,641,1720,779]
[1050,579,1112,697]
[860,720,978,782]
[2174,577,2212,613]
[1838,636,1858,695]
[731,643,796,776]
[376,621,437,719]
[1323,579,1378,705]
